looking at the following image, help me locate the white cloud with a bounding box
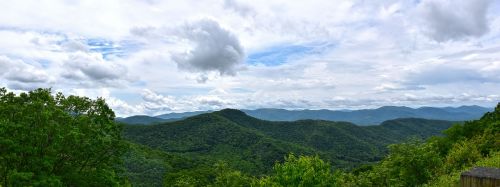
[172,19,245,76]
[62,52,127,83]
[141,89,177,111]
[0,56,51,89]
[418,0,493,41]
[61,40,90,52]
[223,0,256,17]
[0,0,499,115]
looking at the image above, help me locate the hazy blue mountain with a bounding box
[242,105,492,125]
[155,111,210,119]
[117,111,211,125]
[123,105,491,125]
[440,105,492,114]
[116,115,180,125]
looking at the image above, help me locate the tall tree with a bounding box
[0,88,126,186]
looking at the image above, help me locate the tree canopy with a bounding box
[0,88,126,186]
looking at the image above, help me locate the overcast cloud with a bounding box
[0,0,499,116]
[418,0,492,41]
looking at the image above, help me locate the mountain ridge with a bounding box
[123,109,456,171]
[122,109,458,185]
[119,105,492,125]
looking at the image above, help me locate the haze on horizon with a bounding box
[0,0,499,116]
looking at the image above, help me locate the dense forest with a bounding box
[0,88,498,186]
[122,109,455,186]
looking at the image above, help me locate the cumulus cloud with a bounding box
[61,40,90,52]
[223,0,256,17]
[172,19,245,76]
[1,0,500,114]
[196,74,209,83]
[5,71,48,83]
[141,89,177,111]
[374,83,425,92]
[393,93,500,105]
[195,95,232,107]
[62,51,128,85]
[402,54,500,86]
[135,89,235,114]
[418,0,492,41]
[105,97,143,117]
[322,93,500,109]
[0,56,50,84]
[405,65,489,85]
[0,56,52,91]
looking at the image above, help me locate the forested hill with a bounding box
[122,109,455,185]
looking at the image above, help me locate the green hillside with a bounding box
[122,104,499,187]
[123,112,315,175]
[333,103,500,187]
[123,109,455,186]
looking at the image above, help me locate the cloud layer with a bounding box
[418,0,492,41]
[0,0,499,116]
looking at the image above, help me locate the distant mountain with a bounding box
[117,112,213,125]
[138,105,491,125]
[242,105,491,125]
[116,115,179,125]
[441,105,492,114]
[155,111,210,119]
[123,109,455,185]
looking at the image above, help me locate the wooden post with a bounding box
[460,167,500,187]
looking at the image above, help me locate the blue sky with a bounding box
[0,0,499,116]
[247,43,334,66]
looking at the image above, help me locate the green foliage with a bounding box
[123,112,315,176]
[365,140,442,187]
[443,138,481,172]
[211,161,254,187]
[121,103,497,186]
[121,142,172,187]
[0,86,493,186]
[120,102,499,186]
[425,151,500,187]
[0,88,126,186]
[256,154,337,187]
[338,103,500,187]
[164,164,216,186]
[122,109,456,186]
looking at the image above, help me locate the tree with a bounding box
[0,88,126,186]
[365,139,442,187]
[212,161,254,187]
[257,154,337,187]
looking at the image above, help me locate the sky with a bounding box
[0,0,499,116]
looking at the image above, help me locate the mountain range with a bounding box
[117,105,491,125]
[122,109,457,186]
